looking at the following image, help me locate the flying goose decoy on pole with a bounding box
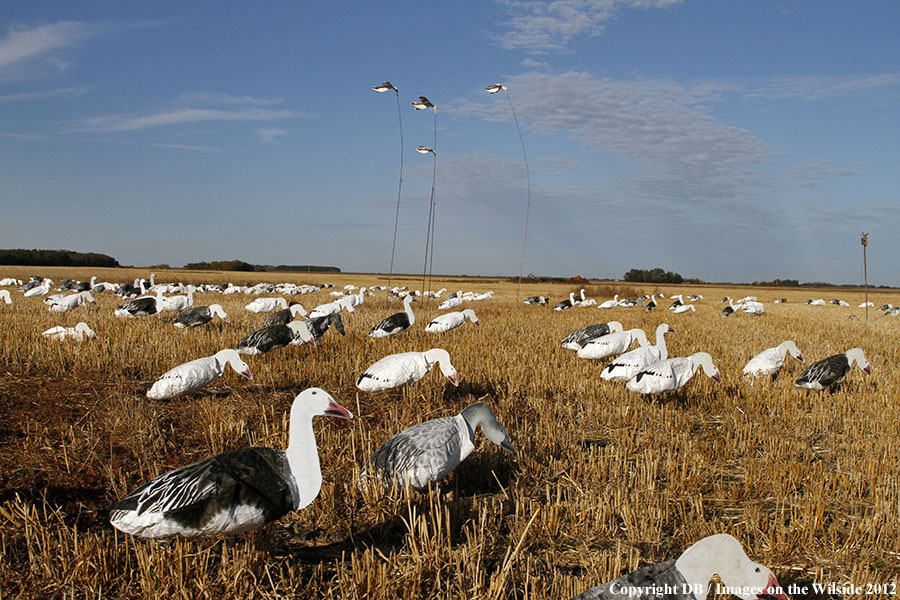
[412,96,435,111]
[367,403,513,490]
[372,81,398,93]
[570,533,788,600]
[110,388,352,538]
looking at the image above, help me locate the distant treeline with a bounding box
[0,249,120,268]
[623,268,684,284]
[182,260,340,273]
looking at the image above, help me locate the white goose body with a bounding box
[742,300,765,315]
[47,291,96,313]
[0,290,11,306]
[245,297,288,313]
[42,322,97,341]
[742,341,803,380]
[438,294,463,310]
[577,328,648,360]
[671,304,695,314]
[308,297,355,319]
[561,322,624,350]
[159,286,194,312]
[626,352,721,394]
[356,348,458,392]
[110,388,352,538]
[601,324,673,381]
[425,309,479,333]
[147,349,253,400]
[596,294,619,310]
[24,279,52,297]
[368,403,513,490]
[570,533,787,600]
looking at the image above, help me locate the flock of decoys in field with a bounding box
[1,273,887,598]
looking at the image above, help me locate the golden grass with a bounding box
[1,266,899,598]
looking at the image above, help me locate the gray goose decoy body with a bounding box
[570,533,788,600]
[236,321,315,355]
[174,304,229,328]
[306,312,345,341]
[263,303,308,327]
[110,388,352,538]
[561,322,624,350]
[523,295,549,306]
[794,348,870,390]
[368,295,415,338]
[368,403,513,490]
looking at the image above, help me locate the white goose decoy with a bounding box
[146,349,252,400]
[245,297,288,313]
[42,322,97,341]
[368,403,513,490]
[742,301,765,316]
[425,309,479,333]
[23,279,52,297]
[626,352,721,394]
[158,285,194,312]
[47,291,96,313]
[577,328,649,360]
[742,341,804,380]
[596,294,619,310]
[308,297,355,319]
[671,304,695,314]
[356,348,458,392]
[110,388,352,538]
[438,293,463,310]
[601,324,674,381]
[794,348,870,390]
[368,295,415,338]
[237,321,316,355]
[0,290,12,306]
[174,304,230,328]
[570,533,788,600]
[561,322,624,351]
[553,292,578,311]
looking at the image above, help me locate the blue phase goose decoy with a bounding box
[245,297,288,313]
[367,403,513,490]
[262,303,308,327]
[306,312,346,341]
[425,309,479,333]
[561,322,623,351]
[522,295,549,306]
[577,328,649,360]
[236,321,316,355]
[109,388,352,538]
[642,294,659,312]
[42,322,97,341]
[357,348,457,392]
[114,289,164,318]
[601,324,674,381]
[742,341,803,380]
[146,349,252,400]
[553,292,577,311]
[794,348,870,390]
[626,352,721,394]
[570,533,787,600]
[174,304,230,328]
[368,295,415,338]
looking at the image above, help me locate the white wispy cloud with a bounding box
[179,92,285,106]
[495,0,683,52]
[0,21,97,69]
[257,128,287,143]
[151,143,222,153]
[787,159,860,187]
[0,87,87,101]
[64,108,297,133]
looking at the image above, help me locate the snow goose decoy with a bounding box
[306,312,346,341]
[671,304,695,314]
[742,301,765,316]
[425,308,479,333]
[667,294,684,310]
[368,295,415,338]
[794,348,870,390]
[596,294,619,310]
[110,388,352,538]
[522,295,549,306]
[356,348,457,392]
[367,403,513,490]
[601,323,674,382]
[886,307,900,317]
[720,299,742,317]
[308,297,355,319]
[577,328,649,360]
[686,294,703,301]
[569,533,787,600]
[742,341,803,381]
[42,322,97,341]
[47,291,96,313]
[158,285,194,312]
[263,303,308,327]
[626,351,721,394]
[236,321,316,355]
[438,293,463,310]
[553,292,577,311]
[642,294,659,312]
[245,297,288,313]
[561,322,624,351]
[23,279,52,297]
[0,290,12,306]
[147,349,252,400]
[114,289,164,318]
[174,304,230,328]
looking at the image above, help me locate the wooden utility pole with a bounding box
[861,232,868,320]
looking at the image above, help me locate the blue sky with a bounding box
[2,1,898,285]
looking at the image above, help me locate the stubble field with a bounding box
[1,266,899,599]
